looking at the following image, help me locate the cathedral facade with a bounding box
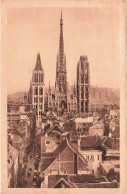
[28,13,90,119]
[47,13,78,114]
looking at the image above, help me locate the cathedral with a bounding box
[28,13,90,122]
[47,13,78,115]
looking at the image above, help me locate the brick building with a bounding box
[40,138,90,187]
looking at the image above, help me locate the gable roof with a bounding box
[102,137,120,150]
[68,140,87,165]
[48,175,68,188]
[48,175,76,188]
[41,138,87,174]
[47,124,64,135]
[100,161,114,173]
[53,178,74,188]
[41,139,68,173]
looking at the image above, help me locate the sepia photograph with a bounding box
[1,0,127,193]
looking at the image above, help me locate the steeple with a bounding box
[54,12,67,111]
[49,81,51,94]
[73,82,76,96]
[35,53,42,71]
[59,12,64,66]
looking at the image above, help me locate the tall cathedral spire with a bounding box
[59,12,64,66]
[55,12,67,111]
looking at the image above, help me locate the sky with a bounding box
[7,7,120,94]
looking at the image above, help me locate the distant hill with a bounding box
[7,92,27,104]
[7,86,120,105]
[89,86,119,105]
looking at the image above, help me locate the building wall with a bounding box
[79,150,102,177]
[43,147,75,177]
[89,127,104,137]
[41,135,46,152]
[75,122,93,133]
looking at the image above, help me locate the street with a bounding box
[24,151,36,188]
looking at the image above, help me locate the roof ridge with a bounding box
[52,177,72,188]
[48,123,64,134]
[66,138,77,154]
[67,139,88,165]
[42,139,68,174]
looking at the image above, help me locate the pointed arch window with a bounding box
[39,87,43,95]
[34,73,38,83]
[40,74,43,83]
[34,74,36,83]
[37,73,38,83]
[34,87,38,95]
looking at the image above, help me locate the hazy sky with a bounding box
[7,7,120,94]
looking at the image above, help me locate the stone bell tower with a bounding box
[28,53,45,126]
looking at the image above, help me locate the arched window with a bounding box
[39,97,42,103]
[39,87,43,95]
[34,74,36,83]
[34,87,38,95]
[37,73,38,83]
[40,74,43,83]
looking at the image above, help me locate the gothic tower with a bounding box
[55,12,67,111]
[28,53,45,126]
[77,56,90,114]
